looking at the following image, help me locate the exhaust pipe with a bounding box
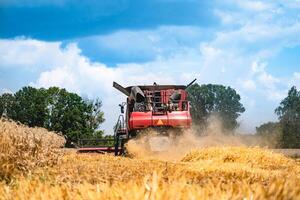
[130,86,145,103]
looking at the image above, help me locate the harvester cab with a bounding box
[77,79,196,155]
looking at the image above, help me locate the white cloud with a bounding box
[210,1,300,103]
[251,61,267,74]
[290,72,300,88]
[32,66,78,92]
[214,1,300,51]
[237,1,272,11]
[78,26,206,62]
[0,36,280,133]
[257,72,279,88]
[1,30,295,133]
[248,61,285,101]
[241,79,256,91]
[214,10,236,25]
[0,39,81,70]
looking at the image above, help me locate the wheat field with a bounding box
[0,118,300,200]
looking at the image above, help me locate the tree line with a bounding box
[188,84,300,148]
[0,84,299,148]
[187,84,245,131]
[256,86,300,148]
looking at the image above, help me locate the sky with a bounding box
[1,0,300,134]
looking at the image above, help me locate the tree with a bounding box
[187,83,245,131]
[255,122,282,148]
[45,87,105,146]
[86,98,105,131]
[45,87,87,145]
[0,86,105,146]
[0,93,15,117]
[11,87,48,127]
[275,86,300,148]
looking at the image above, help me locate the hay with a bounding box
[0,120,299,199]
[1,147,299,200]
[0,118,65,181]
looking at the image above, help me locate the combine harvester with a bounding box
[77,79,196,155]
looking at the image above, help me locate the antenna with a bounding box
[186,78,197,89]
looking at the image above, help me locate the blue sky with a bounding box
[1,0,300,133]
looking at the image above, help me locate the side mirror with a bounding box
[119,104,124,114]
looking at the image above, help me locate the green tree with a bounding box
[275,86,300,148]
[187,83,245,131]
[45,87,105,146]
[0,93,15,117]
[11,87,48,127]
[255,122,282,148]
[45,87,86,145]
[86,98,105,131]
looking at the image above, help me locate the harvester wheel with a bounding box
[114,134,119,156]
[120,139,126,156]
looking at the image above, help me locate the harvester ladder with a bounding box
[114,114,127,155]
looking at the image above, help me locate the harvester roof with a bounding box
[113,79,196,97]
[124,85,187,93]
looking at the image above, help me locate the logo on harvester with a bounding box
[157,119,164,125]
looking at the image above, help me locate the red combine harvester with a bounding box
[77,79,196,155]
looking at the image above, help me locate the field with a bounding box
[1,118,300,200]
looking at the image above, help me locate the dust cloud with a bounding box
[126,115,275,161]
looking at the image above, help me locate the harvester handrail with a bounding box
[79,139,115,142]
[133,100,189,112]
